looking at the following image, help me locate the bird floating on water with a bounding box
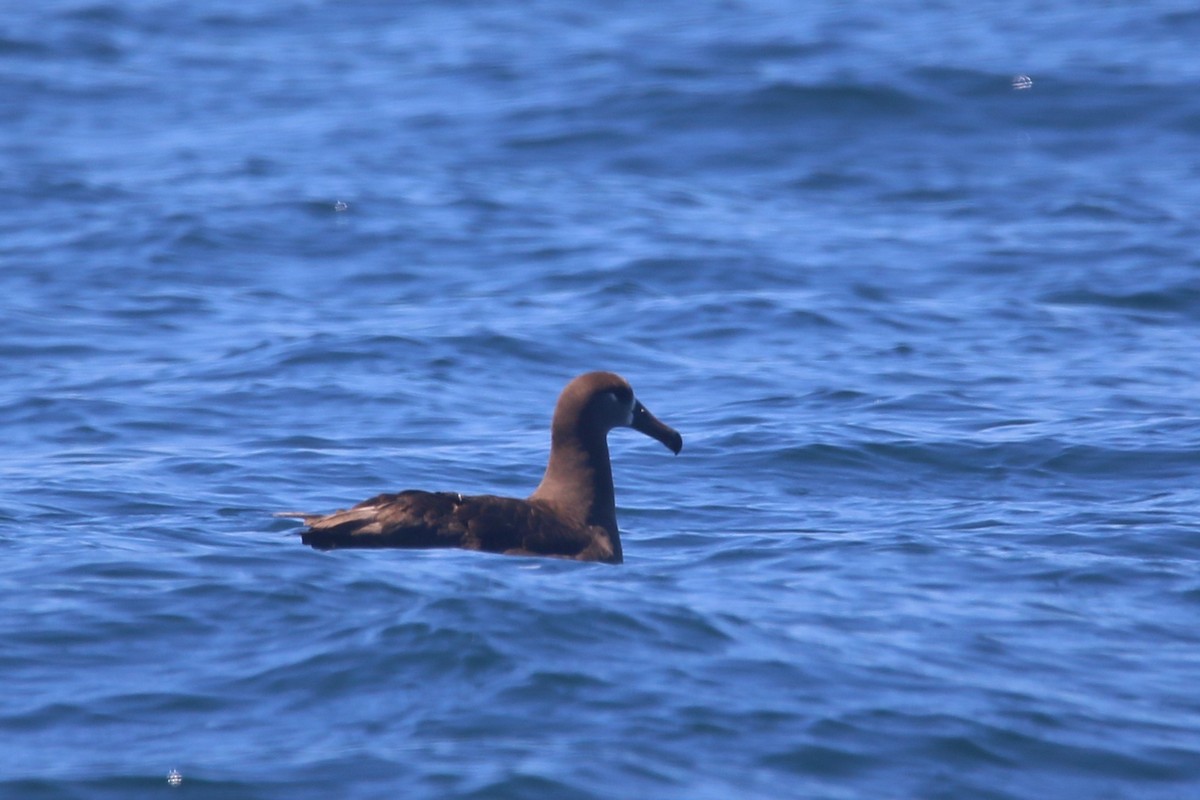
[276,371,682,564]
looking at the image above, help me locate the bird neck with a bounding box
[530,428,618,536]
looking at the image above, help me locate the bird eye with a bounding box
[598,387,633,408]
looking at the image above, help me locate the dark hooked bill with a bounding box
[631,401,683,454]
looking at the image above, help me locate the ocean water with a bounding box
[2,1,1199,797]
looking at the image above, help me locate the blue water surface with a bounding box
[2,2,1199,798]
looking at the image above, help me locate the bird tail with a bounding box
[275,506,392,550]
[274,511,325,526]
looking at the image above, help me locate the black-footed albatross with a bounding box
[276,371,682,564]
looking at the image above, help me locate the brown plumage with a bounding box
[276,371,682,564]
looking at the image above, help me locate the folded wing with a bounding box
[277,490,606,559]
